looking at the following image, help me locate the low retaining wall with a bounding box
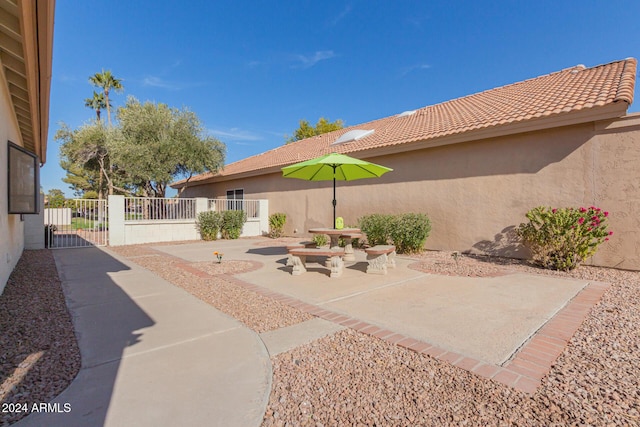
[108,196,269,246]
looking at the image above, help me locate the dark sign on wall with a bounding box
[7,141,39,214]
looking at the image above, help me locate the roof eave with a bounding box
[346,102,632,159]
[177,102,631,187]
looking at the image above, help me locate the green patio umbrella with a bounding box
[281,152,393,228]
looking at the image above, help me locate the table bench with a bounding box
[339,232,363,262]
[288,247,345,278]
[365,245,396,275]
[285,241,317,266]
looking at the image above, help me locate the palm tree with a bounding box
[89,69,123,126]
[84,91,108,122]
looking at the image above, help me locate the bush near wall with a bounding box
[196,211,223,240]
[358,214,394,246]
[269,212,287,238]
[516,206,612,271]
[359,213,431,254]
[313,234,328,247]
[221,210,247,239]
[389,213,432,254]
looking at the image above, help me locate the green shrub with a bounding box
[516,206,612,271]
[389,213,431,254]
[221,210,247,239]
[268,212,287,238]
[358,214,394,246]
[338,225,361,248]
[313,234,328,247]
[196,211,223,240]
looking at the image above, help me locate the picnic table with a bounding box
[309,227,361,250]
[309,228,362,266]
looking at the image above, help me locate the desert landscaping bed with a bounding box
[0,251,81,426]
[1,245,638,426]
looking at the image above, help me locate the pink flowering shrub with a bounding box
[516,206,612,271]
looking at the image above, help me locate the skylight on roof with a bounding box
[397,110,416,117]
[332,129,375,145]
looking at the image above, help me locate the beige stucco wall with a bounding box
[0,70,27,294]
[183,116,640,270]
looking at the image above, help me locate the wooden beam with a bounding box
[13,102,29,117]
[10,93,29,111]
[0,6,21,40]
[19,126,33,139]
[4,67,27,90]
[0,30,22,59]
[0,0,20,16]
[1,50,26,76]
[8,81,28,101]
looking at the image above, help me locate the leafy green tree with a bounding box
[82,190,99,199]
[113,97,226,197]
[60,159,102,197]
[89,69,123,126]
[285,117,344,143]
[46,189,66,208]
[84,91,108,122]
[56,122,122,199]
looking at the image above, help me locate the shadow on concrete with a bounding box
[49,231,107,248]
[471,225,529,259]
[246,246,288,256]
[346,262,368,273]
[15,247,154,427]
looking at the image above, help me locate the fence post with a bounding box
[24,193,45,249]
[194,198,208,240]
[108,195,125,246]
[258,199,269,236]
[195,198,208,215]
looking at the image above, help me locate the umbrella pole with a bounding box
[332,168,337,229]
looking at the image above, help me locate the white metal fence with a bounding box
[124,197,197,221]
[45,199,108,248]
[32,196,269,248]
[208,198,260,219]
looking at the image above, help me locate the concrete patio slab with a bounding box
[260,318,346,356]
[164,238,590,366]
[320,273,587,364]
[147,238,604,392]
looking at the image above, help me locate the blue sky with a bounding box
[42,1,640,197]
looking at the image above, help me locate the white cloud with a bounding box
[293,50,336,69]
[142,76,181,90]
[330,4,353,26]
[209,127,263,142]
[400,63,431,77]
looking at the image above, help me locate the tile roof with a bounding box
[181,58,636,186]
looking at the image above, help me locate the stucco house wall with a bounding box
[0,71,27,293]
[182,114,640,270]
[0,1,55,294]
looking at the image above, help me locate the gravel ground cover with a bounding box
[0,250,80,426]
[263,251,640,426]
[2,245,638,426]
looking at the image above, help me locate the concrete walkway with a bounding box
[15,247,271,427]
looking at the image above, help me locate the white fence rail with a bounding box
[124,197,197,221]
[208,199,260,219]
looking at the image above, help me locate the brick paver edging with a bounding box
[239,278,608,394]
[154,248,610,395]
